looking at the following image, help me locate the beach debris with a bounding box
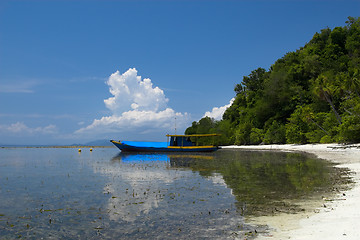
[324,198,347,201]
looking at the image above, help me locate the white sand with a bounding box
[221,144,360,240]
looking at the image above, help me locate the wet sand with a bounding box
[222,144,360,240]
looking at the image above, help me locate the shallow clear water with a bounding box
[0,147,348,239]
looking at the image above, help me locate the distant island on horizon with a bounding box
[0,139,114,148]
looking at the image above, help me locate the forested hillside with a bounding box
[186,17,360,145]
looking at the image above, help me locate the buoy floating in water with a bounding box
[78,149,81,152]
[90,148,93,152]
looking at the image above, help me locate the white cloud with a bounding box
[75,68,189,139]
[76,109,187,134]
[104,68,168,113]
[0,122,57,134]
[203,98,234,120]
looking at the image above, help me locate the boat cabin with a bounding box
[169,136,193,146]
[166,134,220,147]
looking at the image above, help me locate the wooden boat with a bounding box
[110,134,220,152]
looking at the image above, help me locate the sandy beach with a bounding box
[222,144,360,240]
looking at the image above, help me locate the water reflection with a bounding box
[168,150,349,216]
[110,150,347,217]
[91,151,252,239]
[114,153,170,162]
[97,153,174,222]
[94,150,349,230]
[0,148,349,239]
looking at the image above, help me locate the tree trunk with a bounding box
[307,117,330,135]
[323,91,342,125]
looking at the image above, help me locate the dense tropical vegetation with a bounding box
[186,17,360,145]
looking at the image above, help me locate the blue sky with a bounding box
[0,0,359,145]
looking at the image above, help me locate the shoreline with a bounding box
[222,144,360,240]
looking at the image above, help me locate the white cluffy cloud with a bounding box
[75,68,189,139]
[203,98,234,120]
[104,68,168,113]
[0,122,57,134]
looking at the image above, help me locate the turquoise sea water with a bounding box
[0,147,349,239]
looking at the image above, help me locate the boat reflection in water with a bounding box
[113,152,214,163]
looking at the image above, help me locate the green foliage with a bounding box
[241,67,267,92]
[305,130,326,143]
[216,119,235,145]
[234,122,252,145]
[185,17,360,145]
[338,114,360,143]
[320,135,333,144]
[263,121,286,144]
[285,106,309,144]
[250,128,264,145]
[185,117,235,145]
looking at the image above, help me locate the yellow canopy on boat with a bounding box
[166,134,220,137]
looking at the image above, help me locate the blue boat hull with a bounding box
[110,140,218,152]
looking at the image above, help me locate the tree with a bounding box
[285,106,310,144]
[185,17,360,145]
[312,72,342,125]
[263,121,286,144]
[242,68,267,92]
[345,17,360,59]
